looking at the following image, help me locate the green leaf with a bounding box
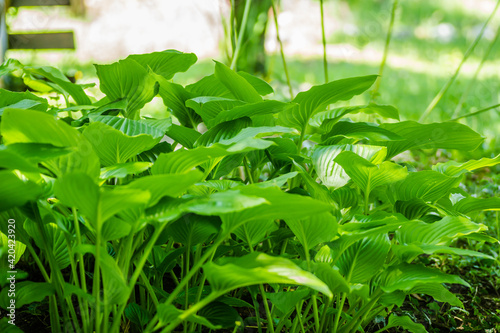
[214,61,262,103]
[394,199,432,220]
[379,121,484,158]
[186,74,232,98]
[312,144,387,188]
[24,220,71,269]
[279,75,378,131]
[381,263,469,293]
[337,234,391,283]
[0,231,26,265]
[157,304,221,330]
[395,216,488,246]
[166,214,220,245]
[100,162,152,180]
[0,89,48,115]
[310,103,400,128]
[126,170,203,206]
[1,109,100,179]
[410,284,463,307]
[311,263,350,294]
[433,154,500,177]
[0,282,55,309]
[101,217,132,241]
[186,96,244,127]
[0,171,42,212]
[83,122,161,166]
[266,289,310,314]
[393,243,494,262]
[125,303,151,328]
[382,314,428,333]
[0,317,23,332]
[335,151,407,196]
[127,50,197,80]
[233,219,277,246]
[322,121,404,142]
[237,71,273,95]
[155,74,202,128]
[203,252,332,298]
[95,58,157,118]
[89,115,171,139]
[285,212,338,251]
[165,124,201,149]
[210,100,295,127]
[198,301,241,329]
[194,118,252,147]
[390,171,461,202]
[24,66,91,105]
[454,196,500,214]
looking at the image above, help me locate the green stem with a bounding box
[371,0,399,102]
[139,270,159,307]
[93,216,102,333]
[73,208,90,333]
[244,156,255,184]
[319,0,329,83]
[338,290,383,333]
[451,21,500,119]
[271,0,294,99]
[318,297,332,333]
[364,189,370,215]
[332,293,347,333]
[295,303,307,333]
[449,103,500,121]
[419,0,500,122]
[230,0,252,70]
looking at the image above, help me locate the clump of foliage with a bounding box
[0,50,498,333]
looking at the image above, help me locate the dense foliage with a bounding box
[0,50,498,333]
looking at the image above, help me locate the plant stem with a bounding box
[319,0,329,83]
[230,0,252,70]
[451,21,500,119]
[271,0,294,99]
[244,156,255,184]
[449,103,500,121]
[318,297,331,333]
[73,208,90,333]
[332,293,347,332]
[419,0,500,122]
[371,0,399,102]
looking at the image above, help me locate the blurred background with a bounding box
[2,0,500,148]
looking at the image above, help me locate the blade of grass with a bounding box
[271,0,294,99]
[320,0,329,83]
[419,0,500,122]
[451,22,500,119]
[449,103,500,121]
[371,0,399,102]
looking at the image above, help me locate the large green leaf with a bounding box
[410,284,462,307]
[24,220,71,269]
[0,89,48,115]
[279,75,377,131]
[194,118,251,147]
[214,61,262,103]
[0,282,55,309]
[127,50,197,80]
[95,58,157,118]
[166,214,220,245]
[233,219,277,246]
[100,162,152,180]
[337,234,391,283]
[322,121,404,143]
[311,263,350,294]
[186,97,244,127]
[312,144,387,188]
[1,109,100,179]
[55,173,150,227]
[453,196,500,214]
[24,66,91,105]
[433,154,500,177]
[379,121,484,158]
[381,263,469,293]
[335,151,407,197]
[198,301,241,329]
[390,171,461,202]
[89,114,171,138]
[126,170,203,206]
[210,100,295,127]
[203,252,332,298]
[155,73,202,128]
[157,304,221,330]
[395,216,487,246]
[165,124,201,149]
[0,171,42,212]
[310,103,400,129]
[266,289,310,315]
[83,122,161,166]
[285,212,338,251]
[382,314,427,333]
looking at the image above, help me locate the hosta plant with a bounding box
[0,50,498,333]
